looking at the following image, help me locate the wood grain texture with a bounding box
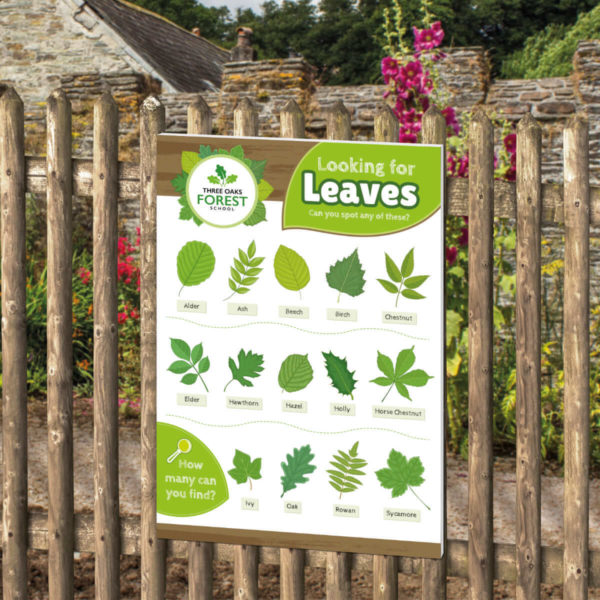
[372,555,397,600]
[234,545,259,600]
[93,92,120,600]
[467,109,495,600]
[140,96,167,600]
[373,104,399,143]
[46,88,74,600]
[0,87,28,600]
[280,99,305,139]
[326,101,352,141]
[563,115,590,600]
[234,98,259,137]
[515,114,542,600]
[188,95,212,136]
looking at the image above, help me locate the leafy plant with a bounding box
[328,441,367,499]
[176,240,215,296]
[167,338,210,392]
[225,241,264,301]
[224,349,265,391]
[322,351,357,400]
[377,249,428,307]
[208,164,238,187]
[371,348,433,402]
[280,445,316,497]
[228,449,262,490]
[326,248,366,302]
[376,449,429,510]
[278,354,314,393]
[273,245,310,299]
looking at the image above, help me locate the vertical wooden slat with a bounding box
[421,105,448,600]
[93,91,120,600]
[186,94,215,600]
[515,113,542,600]
[467,109,494,600]
[563,115,590,600]
[326,100,352,140]
[373,104,399,143]
[279,98,306,600]
[0,87,28,600]
[140,95,167,600]
[46,88,74,600]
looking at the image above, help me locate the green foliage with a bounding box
[376,449,429,510]
[322,351,357,400]
[273,245,310,298]
[224,349,265,391]
[228,449,262,490]
[377,249,428,307]
[326,249,366,302]
[225,241,264,301]
[280,444,316,497]
[278,354,314,393]
[176,241,216,296]
[167,338,210,391]
[327,441,367,498]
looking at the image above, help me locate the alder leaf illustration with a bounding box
[274,245,310,299]
[280,445,316,497]
[225,241,264,301]
[328,441,367,499]
[326,249,366,303]
[228,449,262,490]
[377,249,428,307]
[376,449,429,510]
[167,338,210,391]
[224,349,264,391]
[322,351,356,400]
[176,241,215,296]
[278,354,314,393]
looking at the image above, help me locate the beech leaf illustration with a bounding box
[224,349,264,391]
[326,249,366,302]
[228,450,262,490]
[280,445,316,497]
[278,354,314,393]
[274,245,310,298]
[322,351,356,400]
[177,241,215,296]
[376,449,429,510]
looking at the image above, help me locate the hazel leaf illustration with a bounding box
[176,241,215,296]
[278,354,314,393]
[228,450,262,491]
[274,245,310,299]
[224,349,264,391]
[328,441,367,499]
[225,241,264,301]
[376,449,429,510]
[280,445,316,497]
[326,249,366,302]
[378,249,428,307]
[322,351,357,400]
[167,338,210,391]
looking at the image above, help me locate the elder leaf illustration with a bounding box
[370,347,433,402]
[278,354,314,393]
[274,245,310,299]
[167,338,210,391]
[376,449,429,510]
[280,445,316,497]
[377,249,429,307]
[228,449,262,490]
[328,441,367,499]
[224,349,264,391]
[326,249,366,302]
[322,351,356,400]
[176,241,215,296]
[225,241,264,301]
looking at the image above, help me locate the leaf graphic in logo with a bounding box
[181,151,200,174]
[216,164,227,182]
[278,354,314,393]
[176,241,215,296]
[258,179,274,201]
[225,174,238,184]
[207,175,220,185]
[274,245,310,299]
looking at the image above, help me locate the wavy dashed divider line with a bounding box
[166,414,430,441]
[166,316,430,341]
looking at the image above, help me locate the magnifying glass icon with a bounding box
[167,439,192,463]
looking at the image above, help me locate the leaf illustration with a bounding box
[278,354,314,393]
[328,441,367,499]
[225,241,264,301]
[228,449,262,490]
[207,175,220,185]
[177,241,215,296]
[322,351,356,400]
[274,245,310,299]
[244,200,267,226]
[177,196,202,226]
[376,449,429,510]
[171,172,188,194]
[370,347,433,402]
[280,445,316,497]
[224,349,264,391]
[167,338,210,391]
[181,151,200,174]
[216,164,227,182]
[225,174,238,184]
[377,249,428,307]
[258,179,274,202]
[326,249,366,302]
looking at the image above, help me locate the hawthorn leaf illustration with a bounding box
[225,241,264,301]
[370,347,433,402]
[167,338,210,391]
[228,450,262,491]
[322,351,356,400]
[280,445,316,497]
[377,249,429,307]
[278,354,314,393]
[176,241,215,296]
[326,249,366,303]
[328,441,367,499]
[274,245,310,299]
[224,349,264,391]
[376,449,430,510]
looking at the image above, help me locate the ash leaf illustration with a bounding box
[224,349,264,391]
[278,354,314,393]
[224,241,264,301]
[376,449,429,510]
[280,445,316,497]
[177,241,215,296]
[326,249,366,303]
[378,249,429,307]
[322,351,357,400]
[228,450,262,491]
[274,245,310,299]
[328,441,367,499]
[371,348,433,402]
[167,338,210,391]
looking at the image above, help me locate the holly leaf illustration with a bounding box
[280,445,316,497]
[377,249,428,307]
[224,349,264,391]
[228,449,262,490]
[326,249,366,302]
[278,354,314,393]
[274,245,310,298]
[376,449,429,510]
[176,241,215,296]
[322,351,356,400]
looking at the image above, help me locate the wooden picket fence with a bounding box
[0,85,596,599]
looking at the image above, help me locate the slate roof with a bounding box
[85,0,229,92]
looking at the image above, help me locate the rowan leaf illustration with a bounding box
[376,449,429,510]
[322,351,356,400]
[377,249,428,307]
[224,349,264,391]
[326,249,366,302]
[278,354,314,393]
[328,441,367,499]
[280,445,316,497]
[224,241,264,301]
[228,450,262,490]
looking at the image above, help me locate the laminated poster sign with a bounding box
[155,134,445,558]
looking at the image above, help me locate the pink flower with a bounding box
[442,106,460,136]
[118,312,128,324]
[399,60,423,87]
[399,131,418,143]
[458,227,469,247]
[381,57,400,85]
[446,246,458,265]
[503,133,516,154]
[77,267,91,285]
[130,307,140,320]
[413,21,445,52]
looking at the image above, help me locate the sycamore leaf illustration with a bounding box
[224,349,264,391]
[225,241,264,301]
[278,354,314,393]
[377,249,429,307]
[326,249,366,303]
[371,347,433,402]
[274,245,310,299]
[228,449,262,491]
[376,449,430,510]
[280,445,316,497]
[167,338,210,391]
[322,351,357,400]
[176,241,215,297]
[328,441,367,499]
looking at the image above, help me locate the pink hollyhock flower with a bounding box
[413,21,445,52]
[458,227,469,247]
[399,131,418,143]
[399,60,423,86]
[503,133,516,154]
[446,246,458,265]
[381,57,400,84]
[442,106,460,135]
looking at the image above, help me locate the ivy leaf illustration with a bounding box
[228,449,262,490]
[244,201,267,226]
[328,441,367,499]
[280,445,316,497]
[376,449,429,510]
[216,164,227,181]
[378,249,428,307]
[224,349,264,391]
[176,241,215,297]
[225,174,238,184]
[225,241,264,301]
[181,151,200,174]
[207,175,220,185]
[274,245,310,299]
[167,338,210,391]
[171,172,188,194]
[322,351,356,400]
[326,249,366,303]
[278,354,314,393]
